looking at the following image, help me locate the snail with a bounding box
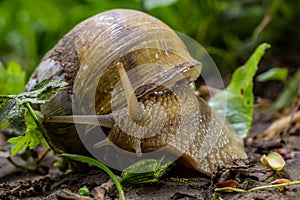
[25,9,247,176]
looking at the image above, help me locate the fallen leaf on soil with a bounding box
[215,180,239,192]
[271,178,292,191]
[260,152,285,171]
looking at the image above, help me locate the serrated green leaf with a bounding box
[8,111,43,156]
[7,136,26,156]
[209,43,271,138]
[0,99,16,124]
[8,107,27,133]
[256,68,288,82]
[0,79,67,156]
[121,157,174,188]
[0,79,68,104]
[0,100,27,134]
[21,79,68,104]
[0,99,27,133]
[0,79,67,131]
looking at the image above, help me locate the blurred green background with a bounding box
[0,0,299,94]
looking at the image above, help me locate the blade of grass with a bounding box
[61,153,125,200]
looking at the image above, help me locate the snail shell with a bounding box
[26,9,247,176]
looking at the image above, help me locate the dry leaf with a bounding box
[271,178,292,191]
[215,180,239,192]
[260,152,285,171]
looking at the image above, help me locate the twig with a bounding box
[92,179,115,200]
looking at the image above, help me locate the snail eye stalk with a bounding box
[116,62,148,123]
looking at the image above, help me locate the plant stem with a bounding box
[214,181,300,193]
[24,102,63,154]
[62,153,125,200]
[214,187,247,193]
[249,181,300,191]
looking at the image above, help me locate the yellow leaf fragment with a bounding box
[260,152,285,171]
[260,154,268,166]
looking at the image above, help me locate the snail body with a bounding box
[26,9,247,176]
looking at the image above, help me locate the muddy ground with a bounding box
[0,57,299,199]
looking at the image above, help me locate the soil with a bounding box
[0,57,299,200]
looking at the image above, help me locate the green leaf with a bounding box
[8,107,27,133]
[121,157,174,188]
[143,0,177,10]
[21,79,69,104]
[3,79,67,104]
[0,99,27,133]
[0,99,16,124]
[0,80,67,156]
[61,153,125,200]
[77,186,90,196]
[256,68,288,82]
[274,68,300,110]
[8,111,43,156]
[0,80,68,130]
[0,61,26,95]
[209,43,271,138]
